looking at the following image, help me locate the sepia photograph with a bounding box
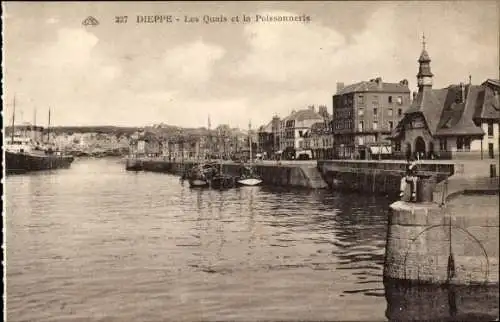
[2,1,499,321]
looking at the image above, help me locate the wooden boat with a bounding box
[125,157,143,171]
[187,162,218,188]
[236,165,262,186]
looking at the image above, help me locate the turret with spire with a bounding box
[417,33,434,91]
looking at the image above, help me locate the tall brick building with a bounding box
[332,77,411,159]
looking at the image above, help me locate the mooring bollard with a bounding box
[416,174,436,202]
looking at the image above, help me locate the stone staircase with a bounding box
[301,165,328,189]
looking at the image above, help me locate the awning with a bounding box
[369,146,392,154]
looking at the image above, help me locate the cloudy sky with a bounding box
[2,1,498,128]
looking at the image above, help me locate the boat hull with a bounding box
[125,158,143,171]
[5,151,74,174]
[236,178,262,186]
[189,179,210,188]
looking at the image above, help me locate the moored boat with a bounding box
[236,120,262,186]
[5,102,74,174]
[5,136,74,174]
[187,162,218,188]
[236,165,262,186]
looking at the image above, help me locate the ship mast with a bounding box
[11,96,16,142]
[34,107,37,143]
[248,120,252,164]
[47,108,51,143]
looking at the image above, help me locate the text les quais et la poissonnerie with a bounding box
[115,14,311,24]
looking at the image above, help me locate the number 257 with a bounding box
[115,16,128,23]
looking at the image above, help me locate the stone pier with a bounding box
[125,158,328,189]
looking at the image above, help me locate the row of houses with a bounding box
[130,125,258,161]
[257,105,333,160]
[256,40,500,161]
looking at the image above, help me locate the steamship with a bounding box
[5,99,74,174]
[5,133,74,174]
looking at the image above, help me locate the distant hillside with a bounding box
[5,125,141,136]
[4,124,250,138]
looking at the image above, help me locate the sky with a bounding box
[2,1,499,129]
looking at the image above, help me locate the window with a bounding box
[395,141,401,152]
[464,137,471,151]
[373,108,378,116]
[456,137,471,151]
[358,108,364,116]
[456,137,464,150]
[397,96,403,105]
[488,122,494,136]
[359,95,365,105]
[373,121,378,130]
[388,96,393,103]
[358,121,364,132]
[388,121,394,131]
[398,108,403,116]
[372,96,379,105]
[388,108,393,117]
[439,138,447,151]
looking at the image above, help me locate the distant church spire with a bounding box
[422,32,426,50]
[208,114,211,130]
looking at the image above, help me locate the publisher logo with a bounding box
[82,16,99,27]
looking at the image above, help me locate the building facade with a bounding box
[278,106,327,159]
[390,42,500,160]
[303,121,334,159]
[332,78,411,159]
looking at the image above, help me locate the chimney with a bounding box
[400,79,409,87]
[375,77,383,89]
[336,82,345,94]
[319,105,328,117]
[308,105,315,112]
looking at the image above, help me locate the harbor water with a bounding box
[5,158,498,321]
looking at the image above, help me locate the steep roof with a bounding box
[405,88,447,135]
[436,85,484,136]
[336,80,410,95]
[474,79,500,121]
[289,109,324,122]
[399,83,487,138]
[258,120,273,133]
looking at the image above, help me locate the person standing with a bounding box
[400,159,419,202]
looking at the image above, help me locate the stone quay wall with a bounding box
[317,160,455,197]
[125,158,327,189]
[384,278,499,321]
[384,193,499,286]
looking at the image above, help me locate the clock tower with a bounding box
[416,34,433,91]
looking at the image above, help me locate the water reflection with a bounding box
[384,279,499,321]
[5,159,497,322]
